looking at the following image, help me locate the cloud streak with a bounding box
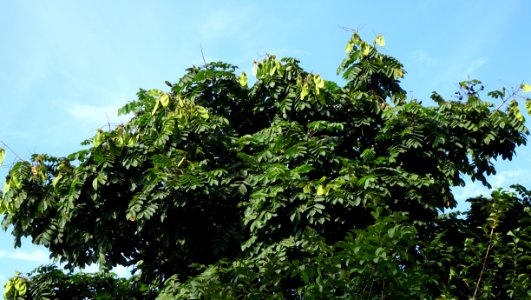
[459,58,487,79]
[452,168,529,212]
[67,103,130,128]
[412,50,436,65]
[80,264,132,278]
[0,249,51,264]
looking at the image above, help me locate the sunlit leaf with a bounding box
[238,72,248,87]
[375,35,385,47]
[159,94,170,107]
[509,100,524,122]
[526,99,531,115]
[93,130,103,147]
[52,174,63,187]
[520,83,531,93]
[151,99,160,115]
[345,40,354,53]
[313,74,325,89]
[361,42,370,56]
[316,185,326,196]
[301,82,310,99]
[252,61,258,76]
[0,147,5,166]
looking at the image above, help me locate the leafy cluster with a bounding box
[2,33,531,299]
[3,265,154,300]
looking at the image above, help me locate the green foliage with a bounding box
[4,265,155,300]
[2,33,531,299]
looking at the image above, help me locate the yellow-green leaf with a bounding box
[301,82,310,100]
[4,280,13,299]
[159,94,170,107]
[3,181,10,194]
[252,61,258,76]
[93,130,104,147]
[177,95,185,107]
[521,83,531,93]
[345,33,361,53]
[238,72,248,87]
[313,74,325,89]
[151,99,160,115]
[0,147,5,167]
[14,278,27,296]
[509,100,524,122]
[147,89,164,97]
[525,99,531,115]
[316,185,326,196]
[394,68,404,79]
[375,35,385,47]
[52,174,63,187]
[197,106,210,120]
[345,40,354,53]
[361,42,370,56]
[303,183,311,194]
[269,63,277,76]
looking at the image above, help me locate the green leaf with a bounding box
[387,227,396,238]
[520,83,531,93]
[238,184,247,195]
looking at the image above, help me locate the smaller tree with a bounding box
[3,265,155,300]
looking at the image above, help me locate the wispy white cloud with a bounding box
[199,10,233,40]
[490,169,530,188]
[0,249,50,264]
[80,264,132,278]
[452,168,529,211]
[459,58,487,79]
[453,181,489,203]
[197,5,256,41]
[412,50,436,65]
[67,103,129,128]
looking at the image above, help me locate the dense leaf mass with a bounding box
[2,34,531,299]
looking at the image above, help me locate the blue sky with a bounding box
[1,0,531,289]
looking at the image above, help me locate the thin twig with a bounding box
[200,44,207,67]
[0,141,23,161]
[495,88,520,111]
[473,225,495,299]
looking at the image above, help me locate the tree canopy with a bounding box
[2,33,531,299]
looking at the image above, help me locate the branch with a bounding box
[200,44,207,67]
[0,141,23,161]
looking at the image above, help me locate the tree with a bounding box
[2,33,531,299]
